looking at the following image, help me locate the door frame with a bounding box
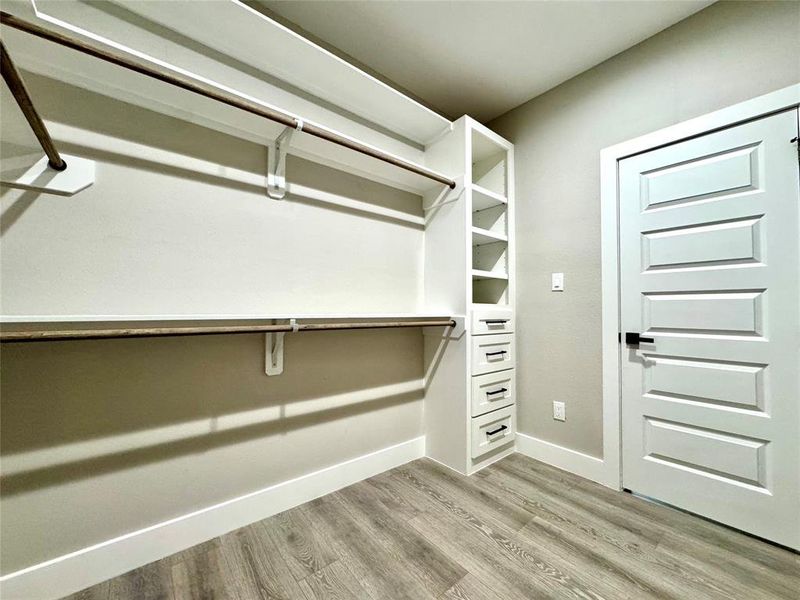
[599,84,800,490]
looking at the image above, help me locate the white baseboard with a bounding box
[0,436,425,600]
[515,432,613,488]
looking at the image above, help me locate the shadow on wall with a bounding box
[0,188,38,235]
[9,70,425,230]
[0,328,425,497]
[0,29,433,574]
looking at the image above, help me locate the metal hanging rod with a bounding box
[0,318,456,343]
[0,11,456,189]
[0,38,65,170]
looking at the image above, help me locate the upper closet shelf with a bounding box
[105,0,450,145]
[0,0,454,194]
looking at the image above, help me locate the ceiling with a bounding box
[259,0,714,123]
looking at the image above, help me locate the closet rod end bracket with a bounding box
[423,175,464,212]
[0,153,94,196]
[422,315,465,339]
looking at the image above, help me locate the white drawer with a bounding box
[471,405,515,458]
[471,308,514,335]
[471,333,515,375]
[471,369,515,417]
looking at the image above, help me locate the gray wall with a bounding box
[1,75,425,574]
[489,0,800,458]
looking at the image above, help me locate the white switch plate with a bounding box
[553,401,566,421]
[551,272,564,291]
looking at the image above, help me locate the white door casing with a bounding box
[618,110,800,549]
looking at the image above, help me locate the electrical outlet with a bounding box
[553,401,566,421]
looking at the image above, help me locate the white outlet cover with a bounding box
[551,272,564,292]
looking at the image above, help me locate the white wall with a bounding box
[489,0,800,458]
[0,73,426,576]
[1,74,425,318]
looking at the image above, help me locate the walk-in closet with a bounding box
[1,1,798,598]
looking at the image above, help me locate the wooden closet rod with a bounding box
[0,318,456,342]
[0,12,457,189]
[0,39,65,170]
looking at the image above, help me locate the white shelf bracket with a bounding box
[266,120,303,199]
[265,331,284,376]
[424,175,464,212]
[264,319,298,376]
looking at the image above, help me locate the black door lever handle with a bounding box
[625,332,654,345]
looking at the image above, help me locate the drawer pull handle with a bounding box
[484,319,509,324]
[486,388,508,396]
[485,350,507,357]
[486,425,508,436]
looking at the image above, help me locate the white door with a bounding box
[619,109,800,549]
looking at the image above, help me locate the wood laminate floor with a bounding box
[65,454,799,600]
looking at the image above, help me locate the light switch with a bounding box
[551,272,564,292]
[553,401,566,421]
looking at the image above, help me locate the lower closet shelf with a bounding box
[0,315,457,342]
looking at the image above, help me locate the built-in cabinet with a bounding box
[424,117,516,475]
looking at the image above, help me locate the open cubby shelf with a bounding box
[472,278,509,305]
[471,226,507,246]
[469,125,511,310]
[473,240,507,273]
[471,129,508,197]
[471,184,507,211]
[473,203,506,236]
[471,269,508,281]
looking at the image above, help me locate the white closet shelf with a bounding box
[0,312,454,325]
[106,0,451,146]
[471,184,508,211]
[1,2,454,195]
[471,269,509,281]
[471,302,509,309]
[471,226,508,246]
[0,313,459,342]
